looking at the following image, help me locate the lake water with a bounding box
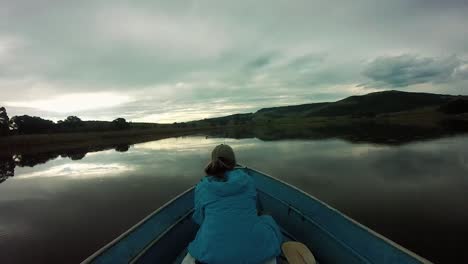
[1,135,468,263]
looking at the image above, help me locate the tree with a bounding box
[112,118,130,130]
[57,116,82,132]
[58,116,83,130]
[0,107,9,136]
[115,144,130,152]
[9,115,55,134]
[64,116,82,123]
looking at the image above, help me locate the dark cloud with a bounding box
[245,53,276,70]
[362,55,464,88]
[287,53,327,69]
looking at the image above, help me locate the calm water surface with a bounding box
[1,136,468,263]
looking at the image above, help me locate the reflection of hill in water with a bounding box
[0,144,130,184]
[205,120,468,145]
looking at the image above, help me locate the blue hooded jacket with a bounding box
[188,169,282,264]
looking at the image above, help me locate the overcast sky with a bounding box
[1,0,468,123]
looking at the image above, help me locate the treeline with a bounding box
[0,106,135,136]
[0,106,255,137]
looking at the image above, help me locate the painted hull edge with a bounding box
[243,166,432,264]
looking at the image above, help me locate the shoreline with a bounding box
[2,114,468,156]
[0,127,214,156]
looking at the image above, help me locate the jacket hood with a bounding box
[196,169,250,204]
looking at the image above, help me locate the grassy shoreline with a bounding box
[0,127,215,156]
[1,111,468,156]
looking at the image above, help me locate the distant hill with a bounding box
[190,90,468,126]
[254,90,464,119]
[256,102,330,118]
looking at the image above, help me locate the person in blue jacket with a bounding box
[183,144,283,264]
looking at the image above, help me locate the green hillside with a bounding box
[310,90,457,116]
[189,90,468,128]
[255,90,460,119]
[256,102,330,118]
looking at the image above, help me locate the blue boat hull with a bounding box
[83,167,431,264]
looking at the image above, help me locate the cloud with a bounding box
[96,5,231,59]
[244,52,279,71]
[0,37,16,62]
[454,63,468,79]
[0,0,468,122]
[361,55,466,88]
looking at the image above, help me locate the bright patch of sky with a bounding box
[5,92,132,113]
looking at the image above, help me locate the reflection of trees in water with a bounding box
[0,156,15,184]
[115,144,130,152]
[61,149,87,160]
[0,144,131,184]
[206,122,468,145]
[13,153,60,167]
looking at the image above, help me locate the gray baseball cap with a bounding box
[211,144,236,166]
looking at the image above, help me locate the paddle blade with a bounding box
[281,242,317,264]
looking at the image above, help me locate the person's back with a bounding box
[184,144,282,264]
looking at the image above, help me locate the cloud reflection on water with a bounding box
[16,163,134,179]
[133,136,257,152]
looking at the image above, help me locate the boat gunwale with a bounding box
[241,164,432,264]
[81,187,195,264]
[129,209,195,264]
[257,189,371,263]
